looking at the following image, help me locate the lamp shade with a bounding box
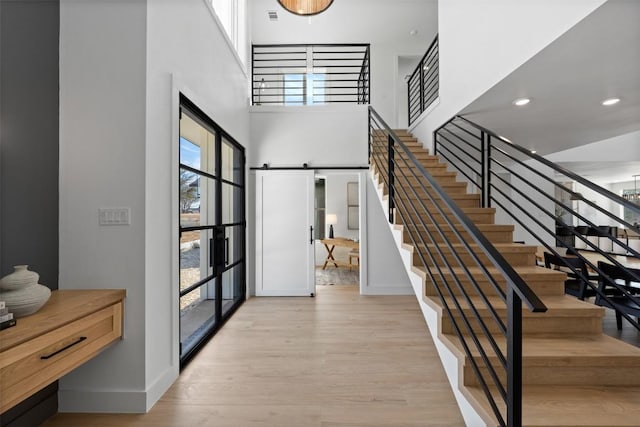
[326,214,338,225]
[278,0,334,16]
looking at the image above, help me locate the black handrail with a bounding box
[369,106,546,427]
[434,115,640,332]
[252,44,370,106]
[407,35,439,126]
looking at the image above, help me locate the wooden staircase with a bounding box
[371,129,640,426]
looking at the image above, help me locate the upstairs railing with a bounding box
[252,44,370,106]
[407,35,439,126]
[435,116,640,332]
[369,107,546,427]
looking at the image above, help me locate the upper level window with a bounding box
[211,0,247,66]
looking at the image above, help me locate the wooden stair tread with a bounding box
[466,384,640,426]
[401,206,496,214]
[411,264,567,281]
[444,333,640,365]
[425,294,605,317]
[396,221,507,230]
[413,242,536,253]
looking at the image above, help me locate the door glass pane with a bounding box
[221,138,243,184]
[180,136,201,170]
[180,278,216,356]
[180,113,215,174]
[224,225,244,266]
[222,264,243,316]
[180,174,216,227]
[180,168,201,225]
[180,229,211,290]
[221,183,243,224]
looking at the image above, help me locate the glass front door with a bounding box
[179,95,245,364]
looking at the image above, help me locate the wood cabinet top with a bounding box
[0,289,126,352]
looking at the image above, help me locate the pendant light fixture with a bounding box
[623,175,640,203]
[277,0,334,16]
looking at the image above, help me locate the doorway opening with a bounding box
[315,173,361,288]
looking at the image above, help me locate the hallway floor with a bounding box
[44,285,464,426]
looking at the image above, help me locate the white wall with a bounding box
[324,174,359,240]
[249,105,368,167]
[411,0,607,147]
[397,56,421,129]
[364,178,412,295]
[144,0,250,411]
[59,0,148,412]
[58,0,250,413]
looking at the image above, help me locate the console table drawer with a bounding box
[0,299,123,413]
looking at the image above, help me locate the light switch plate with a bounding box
[99,208,131,226]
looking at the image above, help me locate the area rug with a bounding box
[315,266,359,286]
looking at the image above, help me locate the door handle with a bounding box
[310,226,314,244]
[209,237,214,267]
[225,237,229,265]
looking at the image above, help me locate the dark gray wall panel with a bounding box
[0,0,59,289]
[0,0,60,425]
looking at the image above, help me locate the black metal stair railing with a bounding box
[407,35,438,126]
[252,44,370,106]
[435,115,640,332]
[368,107,546,427]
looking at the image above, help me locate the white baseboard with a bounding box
[58,366,178,413]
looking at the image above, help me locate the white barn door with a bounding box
[256,170,315,296]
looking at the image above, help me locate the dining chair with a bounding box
[595,261,640,330]
[544,252,596,300]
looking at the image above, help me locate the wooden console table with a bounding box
[0,289,126,413]
[321,238,359,269]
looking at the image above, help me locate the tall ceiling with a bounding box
[250,0,438,45]
[459,0,640,157]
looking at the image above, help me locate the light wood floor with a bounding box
[44,285,464,426]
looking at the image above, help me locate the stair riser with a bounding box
[382,182,468,197]
[440,314,602,335]
[424,277,564,298]
[464,364,640,387]
[413,249,535,267]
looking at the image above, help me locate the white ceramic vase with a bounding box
[0,265,51,318]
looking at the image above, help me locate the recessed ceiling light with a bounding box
[513,98,531,106]
[602,98,620,106]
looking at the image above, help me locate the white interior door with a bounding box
[256,170,315,296]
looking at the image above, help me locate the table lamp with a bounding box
[326,214,337,238]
